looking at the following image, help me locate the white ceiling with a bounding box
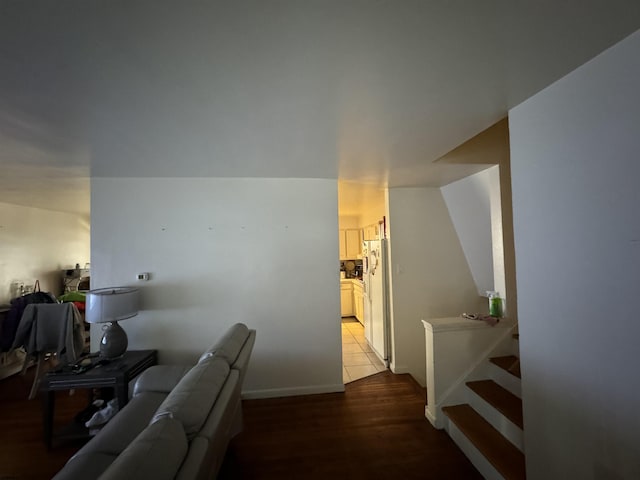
[1,1,639,218]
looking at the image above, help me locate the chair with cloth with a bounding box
[1,283,57,352]
[11,302,85,399]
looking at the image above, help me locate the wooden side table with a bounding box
[41,349,157,448]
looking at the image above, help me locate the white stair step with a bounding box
[488,357,521,398]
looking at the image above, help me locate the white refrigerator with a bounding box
[362,239,390,366]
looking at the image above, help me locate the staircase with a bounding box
[442,337,525,480]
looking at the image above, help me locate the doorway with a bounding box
[341,317,386,383]
[337,181,388,383]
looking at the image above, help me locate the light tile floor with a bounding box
[342,317,387,383]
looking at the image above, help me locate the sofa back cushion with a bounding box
[198,323,249,365]
[152,356,230,440]
[133,365,192,397]
[98,417,187,480]
[75,391,167,457]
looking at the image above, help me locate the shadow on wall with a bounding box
[11,270,65,299]
[136,280,232,312]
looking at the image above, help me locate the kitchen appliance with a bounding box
[62,267,91,293]
[340,259,363,279]
[362,239,390,366]
[353,261,363,279]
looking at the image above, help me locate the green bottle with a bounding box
[488,291,503,318]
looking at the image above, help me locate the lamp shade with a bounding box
[86,287,140,324]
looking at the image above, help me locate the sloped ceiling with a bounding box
[1,1,639,217]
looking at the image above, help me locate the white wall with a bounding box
[386,187,485,385]
[359,189,386,229]
[91,177,343,398]
[0,202,90,303]
[510,30,640,479]
[441,167,495,297]
[488,165,506,311]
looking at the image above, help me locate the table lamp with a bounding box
[86,287,140,359]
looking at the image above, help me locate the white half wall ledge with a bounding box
[422,316,515,429]
[422,316,515,333]
[241,383,345,400]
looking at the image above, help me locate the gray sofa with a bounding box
[53,323,256,480]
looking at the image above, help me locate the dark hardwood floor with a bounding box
[0,359,88,480]
[218,371,482,479]
[1,363,481,479]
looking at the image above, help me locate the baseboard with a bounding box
[390,363,409,374]
[242,383,345,400]
[425,405,444,429]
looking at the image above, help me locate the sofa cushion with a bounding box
[198,323,249,364]
[98,417,188,480]
[152,357,230,439]
[72,392,167,457]
[133,365,192,397]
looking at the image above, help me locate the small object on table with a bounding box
[486,291,504,318]
[462,313,500,326]
[40,349,157,449]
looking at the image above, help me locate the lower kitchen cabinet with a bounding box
[340,282,354,317]
[353,282,364,323]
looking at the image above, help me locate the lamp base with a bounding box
[100,321,128,359]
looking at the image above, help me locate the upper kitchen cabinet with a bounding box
[339,230,347,259]
[339,229,362,260]
[346,229,361,259]
[362,223,379,241]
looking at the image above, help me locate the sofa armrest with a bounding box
[231,329,255,387]
[133,365,192,397]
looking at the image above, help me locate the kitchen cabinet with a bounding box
[363,223,378,241]
[352,281,364,324]
[339,229,362,260]
[340,279,364,320]
[338,231,347,259]
[340,281,354,317]
[345,229,361,259]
